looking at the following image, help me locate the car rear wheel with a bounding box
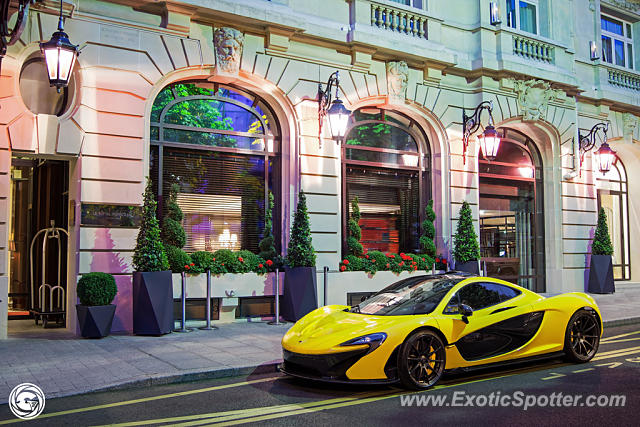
[398,330,446,389]
[564,309,600,363]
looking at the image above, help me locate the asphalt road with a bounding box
[1,323,639,426]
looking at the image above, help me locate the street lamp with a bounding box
[40,0,79,92]
[579,122,616,175]
[318,71,351,146]
[462,100,502,163]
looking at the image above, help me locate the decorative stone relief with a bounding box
[603,0,640,13]
[386,61,409,102]
[511,79,562,121]
[622,112,637,142]
[214,27,244,75]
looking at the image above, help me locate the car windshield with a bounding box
[351,275,464,316]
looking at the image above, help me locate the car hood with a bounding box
[282,305,411,354]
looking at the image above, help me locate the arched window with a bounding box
[596,160,630,280]
[342,107,431,254]
[149,81,280,253]
[478,128,545,291]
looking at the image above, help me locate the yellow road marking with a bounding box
[601,330,640,343]
[593,347,640,361]
[541,372,566,380]
[572,368,595,373]
[600,337,640,345]
[595,362,622,368]
[593,345,640,357]
[0,377,281,425]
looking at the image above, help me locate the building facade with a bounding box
[0,0,639,337]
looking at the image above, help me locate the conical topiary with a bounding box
[286,191,316,268]
[347,196,364,257]
[420,199,437,259]
[258,191,278,263]
[592,207,614,256]
[133,177,169,272]
[162,183,192,272]
[453,201,480,263]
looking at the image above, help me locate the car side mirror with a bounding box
[459,303,473,324]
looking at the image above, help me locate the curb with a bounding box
[603,317,640,328]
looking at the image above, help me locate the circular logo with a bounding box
[8,383,45,420]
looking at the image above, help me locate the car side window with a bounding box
[443,292,460,314]
[456,283,503,311]
[488,283,522,302]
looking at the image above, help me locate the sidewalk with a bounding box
[1,284,638,404]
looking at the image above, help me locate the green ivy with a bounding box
[592,207,614,256]
[453,201,480,263]
[286,191,316,268]
[133,178,169,272]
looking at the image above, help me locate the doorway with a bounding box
[7,158,69,328]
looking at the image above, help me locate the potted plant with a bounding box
[282,191,318,321]
[162,183,192,274]
[76,272,118,338]
[132,178,173,335]
[420,199,437,266]
[453,201,480,274]
[588,207,615,294]
[346,196,364,257]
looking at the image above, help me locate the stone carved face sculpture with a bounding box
[622,112,637,142]
[513,79,558,121]
[386,61,409,100]
[214,27,244,74]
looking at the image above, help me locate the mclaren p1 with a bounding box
[280,273,602,389]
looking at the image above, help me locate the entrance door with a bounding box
[8,158,69,323]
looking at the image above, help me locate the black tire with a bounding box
[398,330,446,390]
[564,309,600,363]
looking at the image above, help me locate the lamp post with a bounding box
[39,0,79,92]
[317,71,351,147]
[579,122,616,175]
[462,100,502,164]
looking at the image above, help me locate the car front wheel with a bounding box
[398,330,446,389]
[564,309,600,363]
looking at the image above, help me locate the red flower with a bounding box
[221,263,225,266]
[365,255,369,259]
[238,256,244,262]
[184,265,190,269]
[371,259,376,263]
[422,258,426,262]
[190,262,195,266]
[389,254,395,259]
[343,259,350,265]
[266,259,273,266]
[259,263,264,268]
[340,265,346,272]
[443,259,448,264]
[213,257,216,261]
[399,261,404,266]
[386,263,390,268]
[400,253,405,257]
[436,257,440,263]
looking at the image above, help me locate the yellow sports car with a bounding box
[281,273,602,389]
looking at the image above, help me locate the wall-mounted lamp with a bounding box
[0,0,35,77]
[589,40,599,61]
[317,70,351,147]
[40,0,79,92]
[579,122,616,175]
[462,100,502,164]
[489,2,501,25]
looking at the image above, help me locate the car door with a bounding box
[439,282,542,361]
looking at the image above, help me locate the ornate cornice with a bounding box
[602,0,640,13]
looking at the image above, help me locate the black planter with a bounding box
[133,271,174,335]
[282,266,318,322]
[76,304,116,338]
[588,255,615,294]
[455,260,480,275]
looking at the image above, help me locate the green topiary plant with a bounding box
[453,201,480,263]
[161,183,192,273]
[347,196,364,257]
[592,207,614,256]
[133,177,169,272]
[77,272,118,306]
[165,245,193,273]
[420,199,437,260]
[258,191,278,263]
[286,191,316,268]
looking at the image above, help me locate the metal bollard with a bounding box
[174,271,192,333]
[482,260,487,277]
[199,269,217,330]
[268,268,284,325]
[323,266,329,306]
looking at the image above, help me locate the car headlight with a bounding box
[340,332,387,352]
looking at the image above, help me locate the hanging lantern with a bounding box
[326,98,351,140]
[39,1,79,92]
[594,141,617,174]
[477,124,501,161]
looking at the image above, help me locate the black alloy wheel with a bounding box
[398,330,446,389]
[564,309,600,362]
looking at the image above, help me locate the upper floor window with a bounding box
[389,0,425,9]
[601,13,634,69]
[506,0,538,34]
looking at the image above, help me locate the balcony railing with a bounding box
[369,1,427,38]
[512,34,554,64]
[607,67,640,91]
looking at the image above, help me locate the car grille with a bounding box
[282,348,369,380]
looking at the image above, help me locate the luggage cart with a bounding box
[28,221,68,327]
